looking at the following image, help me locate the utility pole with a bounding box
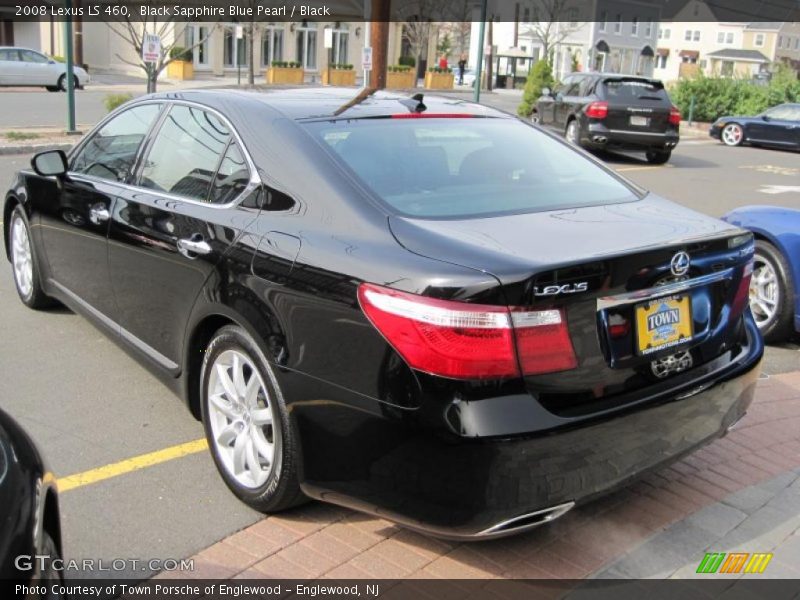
[473,0,487,102]
[64,0,77,134]
[369,0,389,89]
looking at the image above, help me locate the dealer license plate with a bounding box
[630,115,649,127]
[635,295,692,355]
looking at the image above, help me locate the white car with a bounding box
[0,46,90,91]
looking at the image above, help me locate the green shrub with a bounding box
[518,60,554,117]
[103,93,133,113]
[5,131,40,141]
[398,55,416,68]
[670,69,800,122]
[427,66,452,74]
[169,46,192,62]
[388,65,413,73]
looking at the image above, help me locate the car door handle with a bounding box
[177,236,212,258]
[88,204,110,225]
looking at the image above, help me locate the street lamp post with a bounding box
[64,0,77,134]
[473,0,488,103]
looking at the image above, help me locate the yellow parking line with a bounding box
[615,164,674,172]
[58,438,208,492]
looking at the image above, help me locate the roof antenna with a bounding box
[399,93,426,113]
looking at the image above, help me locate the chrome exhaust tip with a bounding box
[592,136,608,144]
[476,501,575,538]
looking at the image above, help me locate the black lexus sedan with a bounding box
[0,407,63,583]
[534,73,680,163]
[709,103,800,150]
[4,88,761,540]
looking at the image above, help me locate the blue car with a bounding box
[722,206,800,341]
[709,103,800,150]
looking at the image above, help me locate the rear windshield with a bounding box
[302,117,639,219]
[602,79,669,102]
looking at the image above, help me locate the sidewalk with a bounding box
[167,372,800,580]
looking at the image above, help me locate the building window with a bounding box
[189,25,209,67]
[261,26,284,67]
[685,29,692,41]
[795,37,799,50]
[296,22,318,70]
[631,17,638,36]
[778,35,784,48]
[726,32,733,44]
[659,28,671,40]
[656,54,667,69]
[755,33,764,47]
[645,21,652,37]
[717,32,724,43]
[599,11,607,31]
[693,30,700,41]
[721,60,734,76]
[223,26,248,67]
[331,25,349,64]
[614,14,622,34]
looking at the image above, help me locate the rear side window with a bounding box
[139,105,241,202]
[0,49,18,61]
[71,103,161,182]
[602,79,670,103]
[303,117,638,219]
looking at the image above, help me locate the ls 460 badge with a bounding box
[534,282,589,296]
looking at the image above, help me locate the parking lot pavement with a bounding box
[165,372,800,579]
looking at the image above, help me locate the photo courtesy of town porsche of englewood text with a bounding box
[0,0,799,599]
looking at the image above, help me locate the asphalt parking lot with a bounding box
[0,103,798,579]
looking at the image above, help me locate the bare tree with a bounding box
[395,0,440,74]
[107,17,216,93]
[519,0,583,64]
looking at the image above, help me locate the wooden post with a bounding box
[369,0,390,89]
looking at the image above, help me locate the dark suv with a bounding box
[534,73,680,164]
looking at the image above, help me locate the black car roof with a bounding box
[145,87,507,121]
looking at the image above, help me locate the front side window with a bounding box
[139,105,232,202]
[20,50,48,63]
[71,103,161,182]
[302,117,638,219]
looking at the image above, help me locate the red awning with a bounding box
[657,48,670,57]
[679,50,699,58]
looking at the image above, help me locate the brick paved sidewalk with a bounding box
[170,372,800,580]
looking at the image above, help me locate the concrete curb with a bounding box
[0,142,75,156]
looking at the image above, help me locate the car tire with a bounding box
[37,531,64,596]
[9,206,56,309]
[200,324,306,513]
[645,149,671,164]
[721,123,744,146]
[57,74,78,92]
[750,239,793,343]
[565,119,581,146]
[46,86,59,93]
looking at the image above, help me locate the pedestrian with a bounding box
[458,55,467,85]
[438,54,448,70]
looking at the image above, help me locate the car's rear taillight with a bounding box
[584,101,608,119]
[669,105,681,125]
[358,283,577,380]
[729,261,754,323]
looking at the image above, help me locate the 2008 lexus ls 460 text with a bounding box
[3,88,762,540]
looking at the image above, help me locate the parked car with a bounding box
[0,46,89,91]
[0,407,63,583]
[709,103,800,150]
[4,88,762,540]
[533,73,680,164]
[459,68,477,87]
[722,206,800,342]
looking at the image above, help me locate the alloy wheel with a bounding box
[749,254,780,330]
[11,214,34,299]
[566,120,579,144]
[207,349,279,489]
[721,123,743,146]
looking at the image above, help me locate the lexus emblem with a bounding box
[670,251,691,277]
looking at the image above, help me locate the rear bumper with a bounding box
[583,122,680,151]
[291,315,763,540]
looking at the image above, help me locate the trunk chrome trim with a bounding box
[597,268,734,311]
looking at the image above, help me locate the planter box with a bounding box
[266,67,305,85]
[386,70,416,89]
[167,60,194,80]
[322,69,356,86]
[424,71,454,90]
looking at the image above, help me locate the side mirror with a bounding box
[541,87,551,97]
[31,150,68,177]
